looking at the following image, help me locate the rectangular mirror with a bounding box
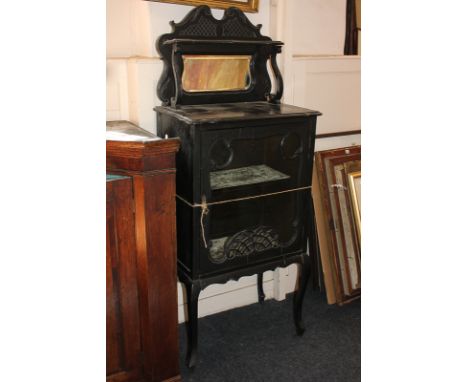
[182,55,252,93]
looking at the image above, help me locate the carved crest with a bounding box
[157,6,268,50]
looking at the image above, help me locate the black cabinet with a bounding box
[154,5,321,368]
[157,103,319,279]
[156,101,320,367]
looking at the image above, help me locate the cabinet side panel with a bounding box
[107,190,123,374]
[176,198,194,275]
[133,172,180,382]
[157,113,194,203]
[106,179,142,380]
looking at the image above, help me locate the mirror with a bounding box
[182,55,252,93]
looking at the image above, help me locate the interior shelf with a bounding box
[210,164,290,190]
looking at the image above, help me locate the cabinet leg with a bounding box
[257,273,265,303]
[293,255,311,336]
[185,282,201,369]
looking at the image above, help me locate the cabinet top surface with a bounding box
[106,173,130,182]
[106,120,160,142]
[154,102,321,125]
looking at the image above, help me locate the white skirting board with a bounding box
[176,266,301,324]
[177,272,274,323]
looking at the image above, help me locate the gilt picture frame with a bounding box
[348,171,361,243]
[312,146,361,305]
[148,0,259,13]
[328,156,361,297]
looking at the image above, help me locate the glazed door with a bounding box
[196,121,314,276]
[197,189,310,276]
[200,121,313,203]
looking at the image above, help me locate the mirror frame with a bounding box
[156,6,283,106]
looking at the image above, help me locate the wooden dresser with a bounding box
[106,121,181,382]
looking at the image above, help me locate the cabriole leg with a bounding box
[293,255,311,335]
[257,273,265,303]
[185,282,201,369]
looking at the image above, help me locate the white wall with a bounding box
[291,0,347,56]
[292,55,361,135]
[106,0,360,322]
[107,0,270,132]
[271,0,360,135]
[107,0,270,58]
[107,0,135,57]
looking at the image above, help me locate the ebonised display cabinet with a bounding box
[154,5,321,368]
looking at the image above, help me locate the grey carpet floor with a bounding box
[178,286,361,382]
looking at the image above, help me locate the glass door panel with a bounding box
[200,123,311,203]
[198,189,308,276]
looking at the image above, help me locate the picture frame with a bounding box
[348,170,361,243]
[312,146,361,305]
[329,157,361,295]
[147,0,259,13]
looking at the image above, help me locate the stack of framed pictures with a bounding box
[312,146,361,305]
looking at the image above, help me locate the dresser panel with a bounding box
[106,178,142,382]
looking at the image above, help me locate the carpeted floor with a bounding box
[178,285,361,382]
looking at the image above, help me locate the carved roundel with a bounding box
[280,132,303,159]
[209,139,234,170]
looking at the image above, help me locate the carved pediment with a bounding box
[156,6,283,107]
[161,5,267,41]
